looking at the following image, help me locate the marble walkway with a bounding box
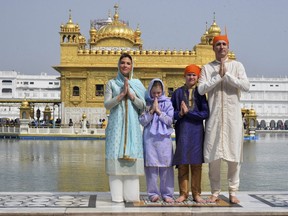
[0,191,288,215]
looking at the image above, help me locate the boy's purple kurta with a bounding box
[171,86,209,165]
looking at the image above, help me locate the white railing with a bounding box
[0,126,105,136]
[0,126,20,133]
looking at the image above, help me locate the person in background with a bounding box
[101,119,106,128]
[104,53,146,202]
[198,34,250,204]
[139,78,174,203]
[171,64,209,203]
[68,118,73,127]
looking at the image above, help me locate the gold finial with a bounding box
[114,4,119,11]
[213,12,216,22]
[82,112,87,119]
[69,9,72,23]
[114,4,119,21]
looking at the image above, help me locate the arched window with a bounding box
[73,86,80,96]
[270,120,276,129]
[22,111,27,119]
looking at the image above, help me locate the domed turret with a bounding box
[249,107,257,117]
[97,4,135,42]
[60,10,82,45]
[200,22,209,45]
[20,99,29,109]
[205,13,222,45]
[91,4,142,49]
[44,104,51,112]
[61,10,80,32]
[208,20,221,36]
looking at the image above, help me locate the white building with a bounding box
[0,71,61,122]
[241,76,288,129]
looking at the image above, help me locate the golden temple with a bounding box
[53,4,236,123]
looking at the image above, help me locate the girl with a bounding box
[139,78,174,203]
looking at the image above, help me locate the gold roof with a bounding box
[96,4,137,44]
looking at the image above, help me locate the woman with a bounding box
[104,53,146,202]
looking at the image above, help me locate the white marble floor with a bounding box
[0,191,288,215]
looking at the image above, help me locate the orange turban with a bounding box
[213,35,229,46]
[184,64,201,76]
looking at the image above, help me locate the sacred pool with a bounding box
[0,132,287,192]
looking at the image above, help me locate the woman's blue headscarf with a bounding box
[115,55,145,102]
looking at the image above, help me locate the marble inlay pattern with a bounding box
[0,194,96,208]
[250,194,288,207]
[125,195,241,207]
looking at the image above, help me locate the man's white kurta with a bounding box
[198,59,250,163]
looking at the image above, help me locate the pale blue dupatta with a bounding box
[115,59,146,160]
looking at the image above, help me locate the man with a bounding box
[198,34,250,204]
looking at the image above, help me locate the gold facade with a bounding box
[53,5,236,119]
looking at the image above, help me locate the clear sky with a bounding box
[1,0,287,77]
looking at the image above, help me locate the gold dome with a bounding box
[44,104,51,112]
[249,108,257,116]
[208,20,221,36]
[201,30,208,44]
[135,25,141,37]
[65,19,76,29]
[96,4,135,43]
[82,113,87,119]
[90,26,97,33]
[65,10,76,29]
[20,99,29,108]
[200,22,209,44]
[61,9,80,33]
[208,13,221,36]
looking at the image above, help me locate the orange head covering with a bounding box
[184,64,201,77]
[213,35,229,46]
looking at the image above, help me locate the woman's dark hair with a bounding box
[119,53,132,62]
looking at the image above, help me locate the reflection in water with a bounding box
[241,132,288,191]
[0,133,287,192]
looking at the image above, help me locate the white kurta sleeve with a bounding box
[223,62,250,92]
[198,66,223,95]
